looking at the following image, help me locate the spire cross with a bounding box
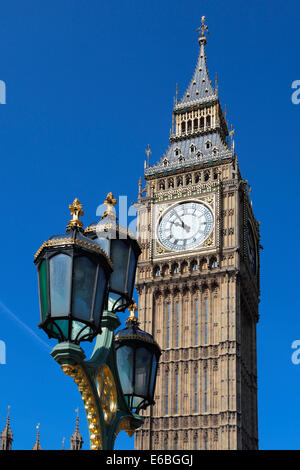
[197,16,209,41]
[145,144,152,167]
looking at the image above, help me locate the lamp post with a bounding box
[34,195,160,450]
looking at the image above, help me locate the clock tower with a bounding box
[134,18,260,450]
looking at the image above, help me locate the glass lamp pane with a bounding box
[38,260,48,321]
[49,254,72,317]
[126,248,137,297]
[93,267,106,326]
[72,256,96,321]
[116,345,134,395]
[135,347,151,397]
[71,320,91,342]
[149,354,157,399]
[109,240,128,294]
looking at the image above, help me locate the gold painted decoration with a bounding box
[103,192,117,218]
[115,418,135,439]
[67,198,84,230]
[61,364,102,450]
[96,365,117,425]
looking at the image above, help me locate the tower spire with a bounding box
[0,406,13,450]
[177,16,215,107]
[70,409,83,450]
[32,423,42,450]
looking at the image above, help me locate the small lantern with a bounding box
[34,198,113,344]
[85,193,141,313]
[114,302,161,413]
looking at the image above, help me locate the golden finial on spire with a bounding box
[229,124,235,151]
[102,192,117,218]
[215,72,218,95]
[174,83,179,105]
[145,144,152,167]
[197,16,209,44]
[67,198,84,230]
[126,301,138,324]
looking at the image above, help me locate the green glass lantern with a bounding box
[34,198,113,344]
[114,302,161,413]
[85,193,141,313]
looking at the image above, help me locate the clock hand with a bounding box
[173,221,191,232]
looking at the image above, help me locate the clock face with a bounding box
[247,221,257,275]
[157,201,214,252]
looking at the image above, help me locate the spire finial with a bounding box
[145,144,152,167]
[197,16,209,44]
[32,423,42,450]
[126,301,139,324]
[174,83,179,105]
[70,408,83,450]
[102,193,117,219]
[67,198,84,231]
[229,124,235,151]
[215,72,218,95]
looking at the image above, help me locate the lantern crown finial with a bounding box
[126,301,139,324]
[67,198,84,231]
[103,192,117,219]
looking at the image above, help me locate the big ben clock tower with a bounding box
[135,17,260,450]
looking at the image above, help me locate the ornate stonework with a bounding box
[135,20,260,451]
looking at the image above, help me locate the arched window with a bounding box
[206,115,211,128]
[172,263,179,274]
[210,257,218,269]
[159,180,165,190]
[177,176,183,187]
[174,148,180,157]
[204,171,210,182]
[168,178,174,188]
[181,122,186,133]
[206,140,211,150]
[154,266,161,277]
[186,174,192,185]
[191,260,198,271]
[196,151,203,160]
[195,172,201,183]
[190,144,196,153]
[200,117,204,129]
[194,118,198,130]
[187,120,192,132]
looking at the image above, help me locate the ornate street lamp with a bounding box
[115,302,161,413]
[34,199,112,343]
[84,193,141,313]
[33,196,160,450]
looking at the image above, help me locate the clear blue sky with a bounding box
[0,0,299,450]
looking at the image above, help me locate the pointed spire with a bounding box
[62,437,65,450]
[32,423,42,450]
[70,409,83,450]
[178,16,215,107]
[1,406,13,450]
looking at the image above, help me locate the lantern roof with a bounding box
[85,193,140,246]
[34,198,112,268]
[115,302,161,351]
